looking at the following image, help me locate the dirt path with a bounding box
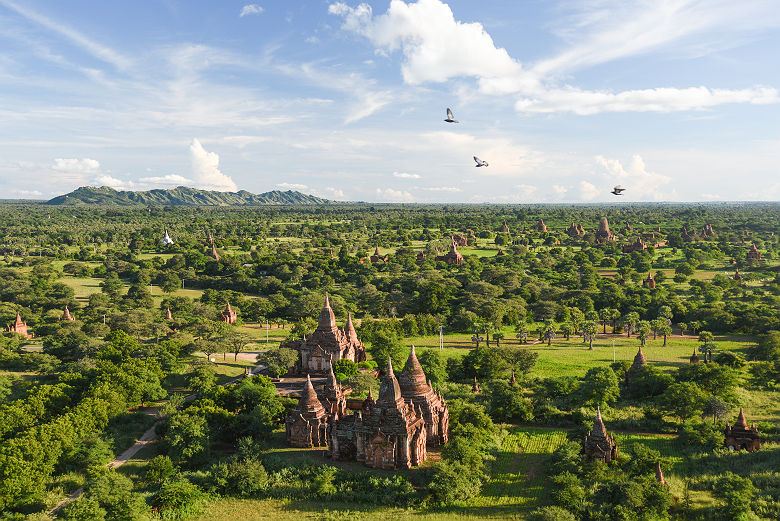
[49,365,263,515]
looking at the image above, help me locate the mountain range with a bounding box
[45,186,332,206]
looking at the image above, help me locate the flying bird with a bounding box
[474,156,488,167]
[611,185,626,195]
[444,108,459,123]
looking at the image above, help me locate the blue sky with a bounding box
[1,0,779,202]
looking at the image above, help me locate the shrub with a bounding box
[428,461,482,505]
[528,505,577,521]
[152,478,204,519]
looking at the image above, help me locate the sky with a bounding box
[1,0,780,203]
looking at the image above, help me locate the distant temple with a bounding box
[501,221,510,233]
[211,244,221,261]
[61,306,75,321]
[626,346,647,383]
[161,229,174,246]
[415,251,427,265]
[496,248,505,257]
[701,224,716,238]
[595,217,615,243]
[656,462,667,487]
[534,219,547,233]
[281,295,367,375]
[623,237,647,253]
[689,347,700,364]
[582,407,618,463]
[220,302,237,324]
[746,244,762,261]
[452,233,468,247]
[724,408,760,451]
[7,312,32,339]
[369,247,388,264]
[165,307,174,321]
[434,241,464,265]
[287,348,449,469]
[642,272,656,289]
[566,222,585,237]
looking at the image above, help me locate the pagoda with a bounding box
[626,346,647,383]
[285,375,328,447]
[595,217,615,243]
[161,229,174,246]
[434,240,464,265]
[582,407,618,462]
[220,302,237,324]
[724,408,760,451]
[281,295,367,375]
[396,345,449,446]
[746,244,762,260]
[61,306,75,321]
[7,312,33,338]
[642,272,656,289]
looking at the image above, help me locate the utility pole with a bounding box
[612,339,615,362]
[266,321,269,344]
[439,325,443,351]
[102,314,106,325]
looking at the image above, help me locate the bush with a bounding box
[428,461,482,505]
[152,478,204,519]
[528,505,577,521]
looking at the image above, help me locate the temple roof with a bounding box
[345,313,359,344]
[632,346,647,369]
[296,375,325,414]
[316,293,338,332]
[735,408,748,429]
[377,358,403,407]
[326,359,339,391]
[656,462,666,485]
[592,406,607,438]
[399,345,430,397]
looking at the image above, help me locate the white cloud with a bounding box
[579,180,600,201]
[93,174,131,190]
[515,184,537,199]
[139,174,192,186]
[324,187,346,199]
[330,0,780,114]
[393,171,421,179]
[276,182,309,190]
[552,184,568,198]
[328,0,534,91]
[423,186,461,192]
[189,138,238,192]
[52,157,100,173]
[240,4,264,17]
[9,189,43,197]
[595,154,672,201]
[516,86,779,115]
[375,187,414,201]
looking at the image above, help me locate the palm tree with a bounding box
[582,320,598,350]
[637,320,652,347]
[609,309,621,333]
[624,312,640,337]
[599,308,611,334]
[677,322,687,336]
[493,331,505,347]
[560,321,575,340]
[658,323,672,346]
[542,321,557,346]
[515,322,529,344]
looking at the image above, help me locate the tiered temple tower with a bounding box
[582,407,618,462]
[285,375,329,447]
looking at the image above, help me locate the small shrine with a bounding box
[61,306,75,321]
[220,302,237,324]
[582,407,618,463]
[724,408,760,452]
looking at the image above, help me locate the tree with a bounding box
[637,320,652,347]
[188,364,216,394]
[560,321,575,340]
[332,358,359,381]
[542,320,557,346]
[222,330,251,361]
[493,331,505,347]
[256,348,298,378]
[515,322,529,344]
[145,455,176,487]
[428,461,483,505]
[62,496,106,521]
[650,318,667,340]
[488,381,533,423]
[623,312,640,337]
[368,330,406,369]
[581,320,598,350]
[599,308,612,334]
[677,322,687,336]
[698,331,715,344]
[713,472,757,520]
[168,409,210,465]
[657,322,672,346]
[159,272,182,294]
[418,348,447,385]
[579,367,619,407]
[659,382,708,420]
[499,346,539,375]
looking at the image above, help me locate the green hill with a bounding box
[46,186,332,206]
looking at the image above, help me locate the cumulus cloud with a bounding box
[595,154,672,201]
[579,181,600,201]
[324,187,346,199]
[330,0,780,114]
[93,174,131,190]
[277,182,309,190]
[393,171,421,179]
[328,0,534,91]
[139,174,191,186]
[552,184,568,198]
[52,157,100,173]
[514,184,537,199]
[240,4,264,17]
[375,187,414,201]
[189,138,238,192]
[9,189,43,197]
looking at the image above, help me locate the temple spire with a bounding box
[656,461,666,485]
[736,408,748,428]
[316,293,337,332]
